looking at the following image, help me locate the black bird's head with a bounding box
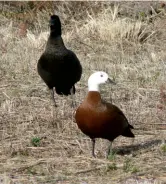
[49,15,61,36]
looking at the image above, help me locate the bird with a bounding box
[75,71,134,158]
[37,15,82,107]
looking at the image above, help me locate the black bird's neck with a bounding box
[50,23,61,36]
[50,27,61,37]
[46,19,66,49]
[47,34,65,49]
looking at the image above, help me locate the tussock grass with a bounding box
[0,2,166,184]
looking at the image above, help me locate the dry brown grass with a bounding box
[0,2,166,184]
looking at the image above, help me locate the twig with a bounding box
[2,92,10,99]
[11,159,46,172]
[77,39,97,53]
[30,96,49,102]
[27,147,48,150]
[74,165,106,174]
[75,139,85,153]
[0,85,10,88]
[74,163,123,175]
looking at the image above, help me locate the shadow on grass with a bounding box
[113,139,164,155]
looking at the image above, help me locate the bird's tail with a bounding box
[129,124,134,129]
[122,125,135,138]
[55,85,75,96]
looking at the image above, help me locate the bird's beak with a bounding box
[107,78,116,85]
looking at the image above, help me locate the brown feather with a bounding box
[75,91,134,141]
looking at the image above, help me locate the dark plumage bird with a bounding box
[75,71,134,158]
[37,15,82,106]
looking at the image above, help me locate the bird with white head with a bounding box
[88,71,115,92]
[75,71,134,158]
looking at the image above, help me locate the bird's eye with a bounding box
[100,74,103,77]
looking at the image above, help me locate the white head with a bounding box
[88,71,115,92]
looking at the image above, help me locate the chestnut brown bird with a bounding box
[37,15,82,107]
[75,71,134,158]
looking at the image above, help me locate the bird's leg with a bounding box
[70,86,76,108]
[50,87,57,107]
[91,138,96,158]
[107,141,113,158]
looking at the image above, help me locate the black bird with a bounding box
[37,15,82,106]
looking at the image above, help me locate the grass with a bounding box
[31,137,41,147]
[0,1,166,184]
[161,144,166,153]
[123,158,139,173]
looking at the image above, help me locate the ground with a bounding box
[0,2,166,184]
